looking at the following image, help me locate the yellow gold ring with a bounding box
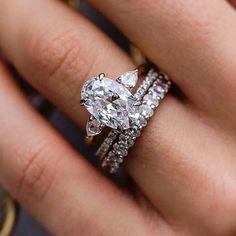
[0,196,16,236]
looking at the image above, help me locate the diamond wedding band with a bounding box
[81,65,171,173]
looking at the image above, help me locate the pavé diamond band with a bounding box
[81,66,171,173]
[101,73,171,173]
[95,69,159,160]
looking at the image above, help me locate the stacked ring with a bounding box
[81,65,171,173]
[101,73,171,173]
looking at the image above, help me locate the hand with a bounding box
[0,0,236,235]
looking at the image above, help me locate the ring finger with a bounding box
[0,0,199,232]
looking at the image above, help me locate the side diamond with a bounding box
[140,105,154,118]
[119,70,138,89]
[86,116,103,136]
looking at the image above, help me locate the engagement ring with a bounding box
[81,65,171,173]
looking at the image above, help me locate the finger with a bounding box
[0,0,133,128]
[1,1,226,233]
[0,63,167,236]
[0,0,193,204]
[86,1,236,233]
[88,0,236,131]
[127,96,236,235]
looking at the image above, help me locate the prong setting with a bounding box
[81,74,139,130]
[98,73,105,81]
[80,99,86,106]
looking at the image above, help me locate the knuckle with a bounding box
[15,138,57,202]
[25,28,94,93]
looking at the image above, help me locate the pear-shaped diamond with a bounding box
[119,70,138,89]
[86,116,103,136]
[81,75,139,130]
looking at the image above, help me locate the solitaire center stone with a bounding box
[81,76,139,130]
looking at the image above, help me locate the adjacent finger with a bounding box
[0,63,166,236]
[88,0,236,132]
[127,96,236,235]
[0,0,133,128]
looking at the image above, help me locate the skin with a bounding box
[0,0,236,235]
